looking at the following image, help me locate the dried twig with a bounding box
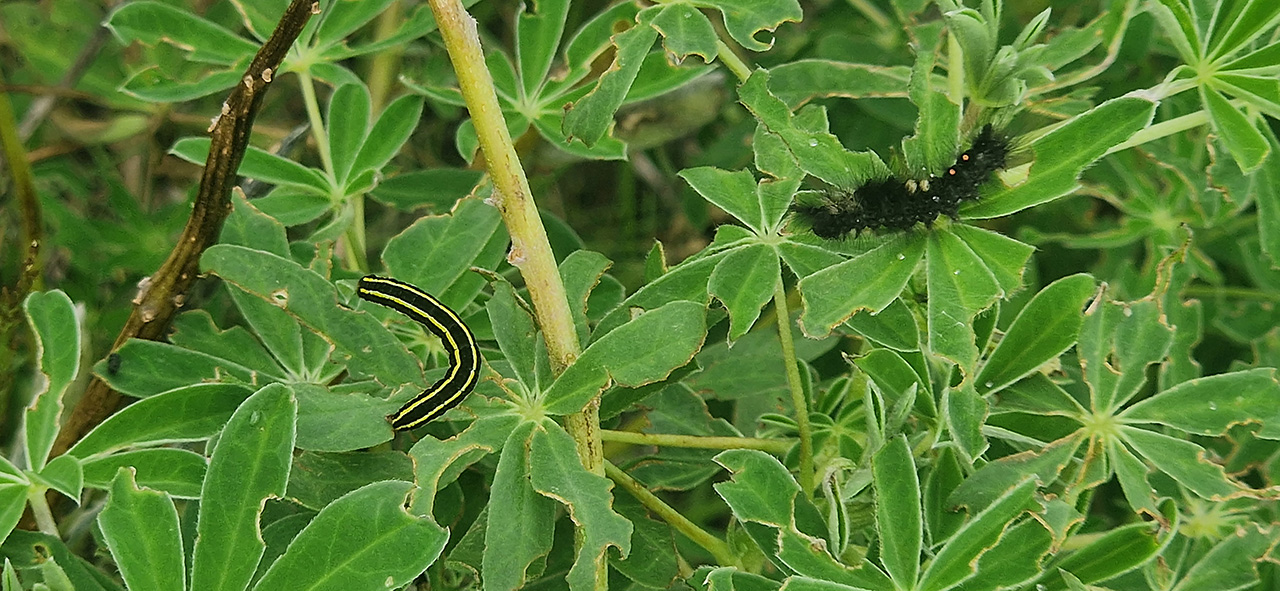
[49,0,319,457]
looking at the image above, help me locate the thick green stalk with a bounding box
[605,461,739,567]
[423,0,595,470]
[773,279,815,495]
[601,429,793,454]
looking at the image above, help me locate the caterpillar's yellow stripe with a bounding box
[358,275,481,430]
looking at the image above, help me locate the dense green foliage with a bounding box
[2,0,1280,589]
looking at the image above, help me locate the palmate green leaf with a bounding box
[99,469,185,591]
[902,42,960,175]
[767,60,912,108]
[963,97,1156,219]
[844,299,921,352]
[285,450,413,511]
[409,413,522,515]
[945,382,989,460]
[118,68,241,103]
[1150,0,1201,64]
[98,333,279,398]
[739,69,890,191]
[380,197,504,310]
[628,385,741,492]
[1039,509,1172,591]
[1121,368,1280,438]
[201,245,425,388]
[220,199,302,371]
[1078,298,1173,413]
[1205,0,1280,62]
[488,279,542,388]
[873,436,921,589]
[2,530,119,591]
[776,528,892,589]
[1172,524,1272,591]
[714,449,799,526]
[798,234,926,338]
[532,114,629,160]
[223,193,289,255]
[484,421,557,591]
[709,244,781,340]
[560,250,613,347]
[254,481,445,591]
[686,0,802,52]
[1201,83,1269,172]
[695,567,781,591]
[976,274,1096,395]
[951,225,1033,295]
[247,188,332,228]
[292,383,397,452]
[1108,439,1160,516]
[949,436,1082,511]
[3,559,18,591]
[327,84,371,184]
[349,94,424,178]
[68,383,254,459]
[651,4,718,64]
[959,520,1053,591]
[105,1,257,65]
[529,421,632,591]
[610,495,678,588]
[83,449,207,499]
[593,249,728,337]
[369,169,483,212]
[680,167,766,233]
[0,486,27,548]
[228,289,307,378]
[1118,426,1242,500]
[228,0,290,41]
[515,0,570,99]
[544,301,706,415]
[22,290,80,472]
[171,138,331,193]
[190,384,296,591]
[34,455,82,502]
[855,349,934,418]
[563,8,659,148]
[926,230,1001,371]
[1216,74,1280,119]
[312,0,397,52]
[1255,126,1280,266]
[917,478,1039,591]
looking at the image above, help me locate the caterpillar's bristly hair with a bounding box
[790,125,1010,239]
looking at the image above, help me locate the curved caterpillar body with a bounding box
[358,275,481,430]
[792,125,1009,239]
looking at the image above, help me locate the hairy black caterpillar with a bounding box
[791,125,1010,238]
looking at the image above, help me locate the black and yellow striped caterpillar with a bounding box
[357,275,481,430]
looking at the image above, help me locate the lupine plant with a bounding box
[1,0,1279,589]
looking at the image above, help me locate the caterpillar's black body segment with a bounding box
[357,275,481,430]
[791,125,1010,239]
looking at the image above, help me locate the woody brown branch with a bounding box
[49,0,318,459]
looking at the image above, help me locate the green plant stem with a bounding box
[715,40,752,83]
[1184,285,1280,301]
[366,0,404,111]
[1105,109,1209,155]
[601,430,793,454]
[0,66,43,428]
[297,70,335,179]
[604,461,739,567]
[425,0,597,476]
[27,487,58,537]
[772,279,815,495]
